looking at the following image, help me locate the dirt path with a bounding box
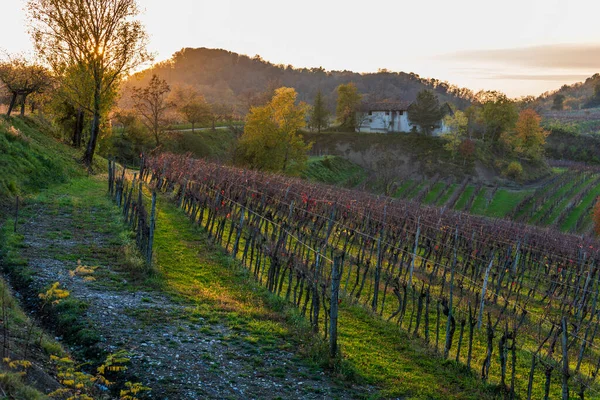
[16,178,372,399]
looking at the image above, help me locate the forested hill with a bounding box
[535,72,600,110]
[123,47,474,113]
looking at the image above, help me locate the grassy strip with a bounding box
[406,182,425,200]
[436,183,457,206]
[470,188,488,215]
[529,178,579,224]
[561,181,600,231]
[394,180,415,198]
[454,186,474,211]
[151,190,502,399]
[485,189,532,218]
[423,182,445,204]
[303,156,367,187]
[543,175,596,225]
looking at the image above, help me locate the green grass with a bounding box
[406,182,425,200]
[470,188,488,215]
[423,182,445,204]
[0,116,91,202]
[543,175,596,225]
[302,156,367,187]
[454,186,475,210]
[529,179,579,224]
[164,129,237,161]
[561,182,600,231]
[436,183,457,206]
[485,189,532,218]
[394,180,415,198]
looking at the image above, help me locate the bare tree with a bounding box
[0,55,50,117]
[210,102,234,131]
[132,74,172,147]
[27,0,151,167]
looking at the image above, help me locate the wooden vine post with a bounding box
[444,226,458,359]
[561,317,570,400]
[478,256,494,329]
[329,256,343,359]
[408,217,421,290]
[147,191,157,267]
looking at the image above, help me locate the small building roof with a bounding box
[360,101,412,112]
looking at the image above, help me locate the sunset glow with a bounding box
[3,0,600,96]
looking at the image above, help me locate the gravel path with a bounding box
[18,192,372,399]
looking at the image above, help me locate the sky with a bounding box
[2,0,600,97]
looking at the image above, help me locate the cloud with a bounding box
[488,73,592,81]
[439,44,600,70]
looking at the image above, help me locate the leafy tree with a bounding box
[101,109,151,165]
[501,109,548,160]
[407,90,443,135]
[50,64,116,148]
[238,87,310,173]
[0,56,51,117]
[441,110,468,158]
[132,75,172,147]
[335,83,361,131]
[180,100,212,133]
[552,94,565,110]
[459,139,476,161]
[505,161,523,179]
[583,83,600,109]
[479,92,518,142]
[309,90,329,133]
[28,0,151,167]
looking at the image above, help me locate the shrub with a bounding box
[505,161,523,179]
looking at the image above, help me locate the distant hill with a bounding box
[123,47,474,115]
[535,73,600,111]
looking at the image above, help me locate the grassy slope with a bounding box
[303,132,475,179]
[0,116,87,201]
[485,189,532,218]
[302,156,367,187]
[164,129,237,161]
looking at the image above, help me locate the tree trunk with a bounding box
[73,108,84,148]
[6,92,17,117]
[20,94,26,117]
[83,85,102,168]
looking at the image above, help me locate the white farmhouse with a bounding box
[357,101,453,136]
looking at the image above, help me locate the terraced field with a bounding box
[394,167,600,234]
[303,155,600,235]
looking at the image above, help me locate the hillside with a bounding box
[122,47,475,114]
[535,73,600,111]
[0,117,509,399]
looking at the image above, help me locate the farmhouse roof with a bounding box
[360,101,412,112]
